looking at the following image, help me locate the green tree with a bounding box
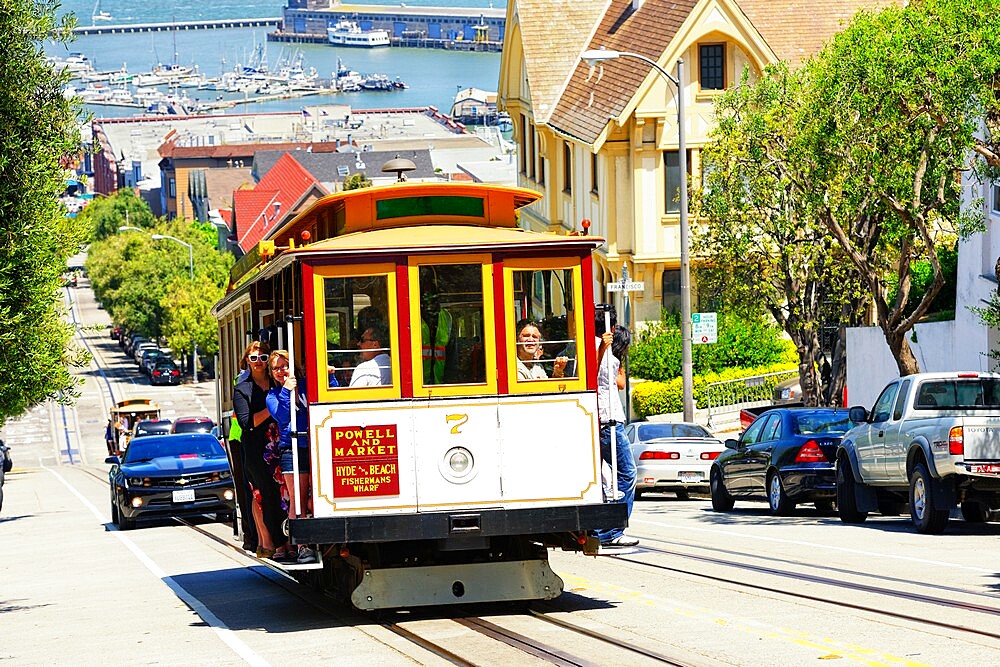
[77,188,156,241]
[0,2,87,424]
[695,64,866,406]
[343,172,372,190]
[798,0,996,376]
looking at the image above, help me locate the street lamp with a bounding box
[580,48,694,421]
[152,234,198,382]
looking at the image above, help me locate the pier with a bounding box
[72,17,280,35]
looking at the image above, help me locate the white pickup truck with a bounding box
[836,372,1000,533]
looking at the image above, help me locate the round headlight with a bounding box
[127,477,143,486]
[448,449,471,473]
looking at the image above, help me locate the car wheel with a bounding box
[710,468,734,511]
[909,462,949,534]
[960,500,989,523]
[110,499,119,524]
[836,457,868,524]
[767,472,795,516]
[117,508,135,531]
[634,489,644,500]
[674,488,690,501]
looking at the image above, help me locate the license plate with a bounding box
[172,488,195,503]
[970,464,1000,474]
[679,472,702,483]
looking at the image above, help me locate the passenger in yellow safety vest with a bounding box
[420,291,452,384]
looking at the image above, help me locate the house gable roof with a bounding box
[735,0,902,68]
[512,0,611,124]
[233,152,327,253]
[547,0,698,145]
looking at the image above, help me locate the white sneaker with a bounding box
[296,546,317,564]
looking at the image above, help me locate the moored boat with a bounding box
[327,19,390,48]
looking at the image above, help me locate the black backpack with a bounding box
[1,443,11,473]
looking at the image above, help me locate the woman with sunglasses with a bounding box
[266,350,316,564]
[233,341,285,559]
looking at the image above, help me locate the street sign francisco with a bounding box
[606,281,644,292]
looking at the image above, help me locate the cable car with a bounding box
[213,166,625,609]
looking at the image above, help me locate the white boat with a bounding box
[108,87,134,104]
[54,53,95,77]
[92,0,112,22]
[327,19,390,48]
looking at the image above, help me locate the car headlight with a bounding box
[127,476,145,487]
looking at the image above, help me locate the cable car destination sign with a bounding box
[331,424,401,497]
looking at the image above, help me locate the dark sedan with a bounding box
[710,408,856,515]
[105,433,236,530]
[150,359,180,386]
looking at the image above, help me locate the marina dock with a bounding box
[72,18,280,35]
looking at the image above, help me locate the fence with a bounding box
[704,369,798,427]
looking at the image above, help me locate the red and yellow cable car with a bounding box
[214,171,625,609]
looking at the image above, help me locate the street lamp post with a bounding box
[580,48,694,421]
[152,234,198,383]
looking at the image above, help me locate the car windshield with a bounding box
[174,421,213,433]
[135,423,170,436]
[792,413,853,435]
[637,423,713,440]
[124,437,226,462]
[914,378,1000,409]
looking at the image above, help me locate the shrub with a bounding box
[631,362,798,418]
[629,311,791,383]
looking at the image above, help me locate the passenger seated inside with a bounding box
[349,323,392,386]
[515,320,567,380]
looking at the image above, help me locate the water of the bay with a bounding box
[50,0,504,118]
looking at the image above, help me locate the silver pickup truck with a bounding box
[836,372,1000,533]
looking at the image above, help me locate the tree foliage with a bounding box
[695,64,866,406]
[0,2,87,424]
[86,195,233,364]
[702,0,999,380]
[77,188,156,241]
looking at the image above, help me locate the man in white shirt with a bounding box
[350,324,392,387]
[593,307,638,547]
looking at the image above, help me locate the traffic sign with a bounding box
[692,312,717,345]
[606,281,644,292]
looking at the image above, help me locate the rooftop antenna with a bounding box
[382,156,416,182]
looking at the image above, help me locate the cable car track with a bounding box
[609,542,1000,642]
[174,517,691,665]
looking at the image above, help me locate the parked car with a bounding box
[134,342,159,364]
[150,360,180,386]
[836,372,1000,533]
[711,407,856,515]
[140,349,166,375]
[625,421,723,499]
[105,433,236,530]
[110,326,123,341]
[131,418,172,440]
[171,416,215,434]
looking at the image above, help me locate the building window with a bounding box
[699,44,725,90]
[662,269,680,313]
[993,183,1000,214]
[562,142,572,194]
[519,114,527,175]
[664,150,691,214]
[591,153,599,195]
[527,123,536,180]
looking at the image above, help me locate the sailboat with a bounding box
[92,1,113,23]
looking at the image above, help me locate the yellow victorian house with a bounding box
[499,0,898,323]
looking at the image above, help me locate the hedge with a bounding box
[631,362,798,418]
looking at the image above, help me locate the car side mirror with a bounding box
[724,438,738,450]
[104,455,120,464]
[848,406,869,423]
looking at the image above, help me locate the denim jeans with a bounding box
[594,422,636,543]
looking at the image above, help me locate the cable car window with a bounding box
[323,275,392,389]
[510,268,579,381]
[419,264,486,385]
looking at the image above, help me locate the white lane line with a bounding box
[632,517,994,574]
[46,466,271,667]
